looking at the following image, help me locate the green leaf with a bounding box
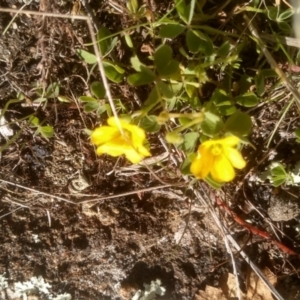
[255,69,277,96]
[217,40,231,57]
[79,96,97,102]
[154,44,172,67]
[154,44,179,77]
[96,105,107,115]
[159,24,186,38]
[204,175,224,189]
[30,116,40,126]
[181,132,199,152]
[137,5,147,18]
[295,128,300,142]
[103,61,125,83]
[180,153,196,175]
[186,29,213,55]
[46,82,59,98]
[124,33,133,48]
[224,111,252,136]
[211,89,230,104]
[267,6,279,21]
[219,106,236,116]
[278,8,293,21]
[167,97,177,110]
[269,164,288,187]
[84,101,100,112]
[105,103,112,116]
[235,92,258,107]
[239,74,253,94]
[175,0,189,23]
[127,66,156,86]
[127,0,138,14]
[77,49,97,64]
[139,115,161,132]
[272,177,286,187]
[194,65,208,83]
[90,81,106,98]
[278,21,291,33]
[57,96,71,103]
[271,164,287,177]
[38,125,54,139]
[158,81,174,99]
[33,97,47,103]
[186,29,201,53]
[188,0,196,24]
[97,27,113,56]
[130,55,143,72]
[185,83,196,98]
[201,111,224,137]
[143,86,160,106]
[211,89,236,116]
[189,96,201,109]
[166,132,184,144]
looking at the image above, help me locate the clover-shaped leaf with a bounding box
[235,92,258,107]
[224,111,252,136]
[211,89,236,116]
[128,66,156,86]
[159,24,186,38]
[186,29,213,55]
[97,27,113,56]
[103,61,125,83]
[76,49,97,64]
[154,45,179,77]
[201,111,224,137]
[91,81,106,99]
[128,56,155,86]
[139,115,161,132]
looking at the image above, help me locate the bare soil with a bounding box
[1,1,300,299]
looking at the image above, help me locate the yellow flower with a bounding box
[190,136,246,182]
[91,117,151,164]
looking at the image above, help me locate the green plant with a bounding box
[79,81,112,116]
[260,162,300,187]
[29,116,54,139]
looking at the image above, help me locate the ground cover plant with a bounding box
[1,0,300,299]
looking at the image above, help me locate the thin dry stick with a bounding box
[0,177,175,207]
[0,178,76,204]
[0,207,24,220]
[223,234,242,300]
[227,234,285,300]
[244,13,300,112]
[199,186,285,300]
[78,184,176,204]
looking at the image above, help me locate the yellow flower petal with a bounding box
[190,154,210,179]
[136,145,151,158]
[224,147,246,169]
[107,117,147,148]
[123,149,144,164]
[96,140,129,157]
[210,154,235,182]
[219,136,240,147]
[91,126,119,146]
[126,125,147,147]
[199,144,215,176]
[107,116,132,129]
[91,117,151,164]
